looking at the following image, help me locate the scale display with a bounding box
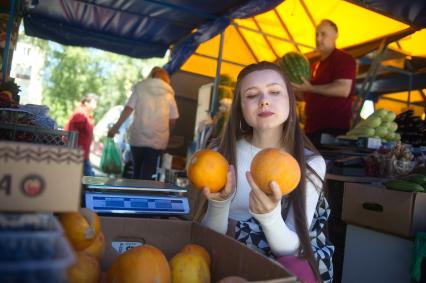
[82,176,189,216]
[85,192,189,215]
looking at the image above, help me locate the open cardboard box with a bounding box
[342,182,426,238]
[100,216,298,282]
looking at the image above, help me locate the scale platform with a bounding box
[82,176,190,216]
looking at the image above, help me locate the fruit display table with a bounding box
[326,173,389,183]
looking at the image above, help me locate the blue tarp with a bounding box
[349,0,426,29]
[23,0,250,58]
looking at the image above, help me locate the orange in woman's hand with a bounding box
[187,149,229,193]
[250,148,301,195]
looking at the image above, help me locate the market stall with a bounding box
[2,0,426,282]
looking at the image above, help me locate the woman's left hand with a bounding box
[203,165,236,202]
[246,171,282,214]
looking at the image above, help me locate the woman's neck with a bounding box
[249,128,283,149]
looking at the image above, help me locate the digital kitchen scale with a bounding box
[82,176,190,216]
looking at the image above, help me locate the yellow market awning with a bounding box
[376,89,426,116]
[181,0,411,79]
[389,29,426,57]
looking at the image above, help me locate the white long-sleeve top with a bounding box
[202,138,326,257]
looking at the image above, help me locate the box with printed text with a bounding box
[0,141,83,212]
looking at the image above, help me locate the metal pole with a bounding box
[2,0,16,82]
[231,22,316,50]
[352,39,387,126]
[210,31,225,116]
[407,73,413,108]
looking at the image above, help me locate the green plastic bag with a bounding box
[100,137,122,175]
[411,232,426,282]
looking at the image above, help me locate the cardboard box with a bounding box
[0,141,83,212]
[342,225,413,283]
[100,216,297,282]
[342,182,426,238]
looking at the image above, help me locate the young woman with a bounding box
[195,62,334,283]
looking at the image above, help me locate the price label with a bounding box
[112,241,144,254]
[0,141,83,212]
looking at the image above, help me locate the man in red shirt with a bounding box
[65,93,97,176]
[293,19,356,148]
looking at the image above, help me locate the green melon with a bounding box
[278,52,311,84]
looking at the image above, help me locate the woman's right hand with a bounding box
[203,165,236,202]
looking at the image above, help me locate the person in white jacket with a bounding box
[108,67,179,180]
[193,61,334,283]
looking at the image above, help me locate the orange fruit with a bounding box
[181,244,211,267]
[187,149,229,192]
[170,252,211,283]
[82,231,106,260]
[67,252,101,283]
[107,245,171,283]
[217,276,248,283]
[58,208,101,251]
[250,148,301,195]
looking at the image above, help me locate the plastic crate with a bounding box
[0,213,64,261]
[0,235,75,283]
[0,213,75,283]
[0,123,77,148]
[0,213,63,233]
[0,108,34,124]
[0,232,59,261]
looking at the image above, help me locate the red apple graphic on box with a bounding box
[21,175,45,197]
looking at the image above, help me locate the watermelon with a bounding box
[278,52,311,84]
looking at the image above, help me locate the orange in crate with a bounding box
[181,243,211,267]
[58,208,101,251]
[107,245,171,283]
[67,252,101,283]
[170,252,210,283]
[82,231,106,260]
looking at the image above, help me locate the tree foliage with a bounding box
[43,47,104,126]
[19,32,168,127]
